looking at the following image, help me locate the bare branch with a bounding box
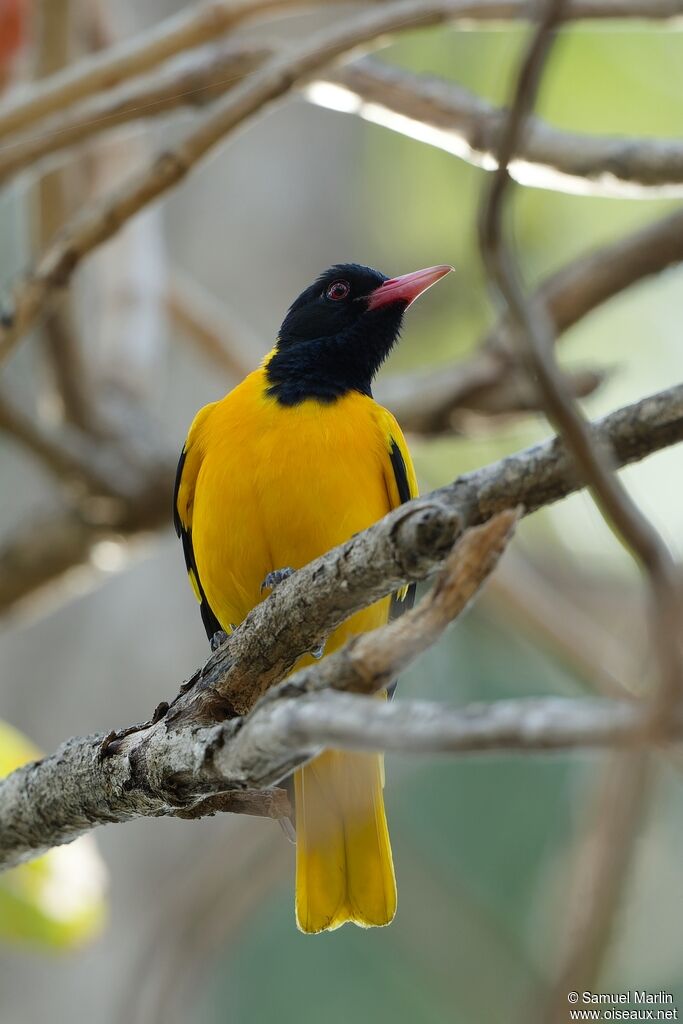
[385,207,683,433]
[1,0,681,365]
[0,510,676,873]
[166,269,263,381]
[7,38,683,202]
[541,753,651,1024]
[315,57,683,198]
[0,382,681,629]
[477,2,681,1014]
[0,464,173,616]
[0,41,271,187]
[478,0,683,708]
[0,685,674,872]
[0,0,304,140]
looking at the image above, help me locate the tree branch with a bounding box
[0,41,272,187]
[477,3,680,1016]
[1,689,669,872]
[0,384,681,868]
[384,207,683,433]
[315,57,683,198]
[2,508,678,873]
[0,0,304,140]
[478,0,683,709]
[0,511,517,868]
[1,0,681,365]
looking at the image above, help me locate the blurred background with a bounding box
[0,2,682,1022]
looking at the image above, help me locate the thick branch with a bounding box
[0,512,517,867]
[0,689,675,872]
[126,382,683,730]
[1,384,682,865]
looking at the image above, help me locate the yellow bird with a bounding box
[174,262,453,932]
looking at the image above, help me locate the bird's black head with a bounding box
[265,262,452,405]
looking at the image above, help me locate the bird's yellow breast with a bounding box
[190,366,395,642]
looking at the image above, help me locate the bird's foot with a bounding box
[310,643,325,660]
[210,629,229,652]
[261,567,295,594]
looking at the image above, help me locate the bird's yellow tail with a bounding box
[294,748,396,933]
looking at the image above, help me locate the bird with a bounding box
[174,261,453,933]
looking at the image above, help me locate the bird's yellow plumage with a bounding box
[176,356,417,932]
[175,261,451,933]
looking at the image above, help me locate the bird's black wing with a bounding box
[174,446,222,642]
[388,438,417,621]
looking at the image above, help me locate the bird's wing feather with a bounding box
[174,403,222,641]
[378,409,418,619]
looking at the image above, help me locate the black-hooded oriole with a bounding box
[175,262,453,932]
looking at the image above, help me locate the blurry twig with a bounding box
[479,0,683,711]
[33,0,97,432]
[320,57,683,199]
[385,208,683,434]
[477,0,682,1014]
[541,753,651,1024]
[2,0,681,365]
[0,0,304,140]
[484,549,636,700]
[125,821,286,1024]
[0,41,271,187]
[0,389,150,498]
[167,269,263,380]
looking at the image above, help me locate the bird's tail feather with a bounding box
[294,748,396,933]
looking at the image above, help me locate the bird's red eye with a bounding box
[326,280,350,301]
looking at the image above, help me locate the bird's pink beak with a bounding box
[366,264,454,310]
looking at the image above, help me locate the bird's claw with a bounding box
[210,629,229,652]
[310,643,325,660]
[261,567,295,594]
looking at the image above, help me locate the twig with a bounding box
[7,39,683,200]
[32,0,98,433]
[316,57,683,198]
[540,753,651,1024]
[0,0,306,140]
[478,0,683,709]
[385,207,683,433]
[477,0,681,1012]
[167,268,263,380]
[0,390,150,498]
[2,0,681,365]
[484,550,635,700]
[0,41,271,187]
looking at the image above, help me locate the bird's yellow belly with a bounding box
[191,394,392,647]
